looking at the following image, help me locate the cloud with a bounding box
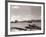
[12,6,20,9]
[10,15,31,21]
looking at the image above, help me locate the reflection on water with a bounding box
[10,22,41,32]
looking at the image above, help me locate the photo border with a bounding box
[5,0,45,36]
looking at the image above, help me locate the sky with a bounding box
[10,5,41,21]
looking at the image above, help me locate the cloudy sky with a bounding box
[10,5,41,21]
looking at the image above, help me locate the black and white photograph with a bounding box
[7,1,44,35]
